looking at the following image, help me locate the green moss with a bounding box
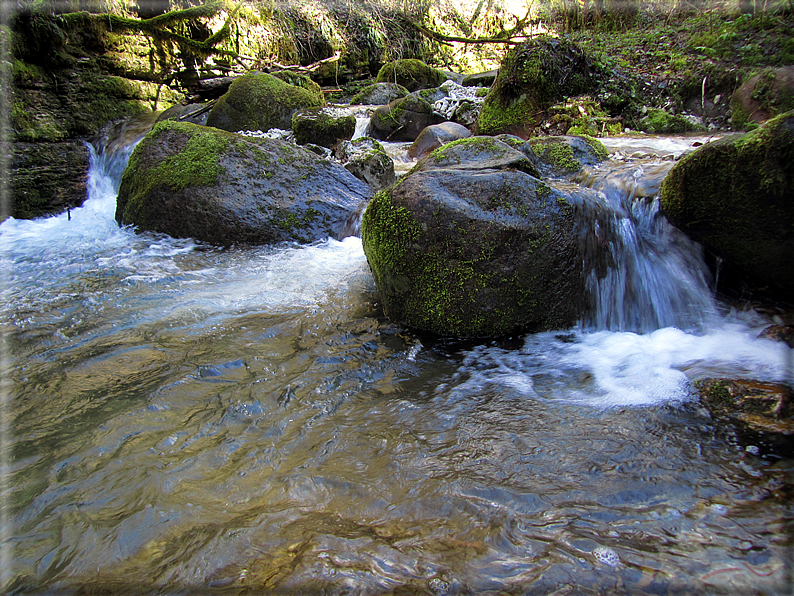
[532,140,578,171]
[120,120,230,224]
[375,58,446,92]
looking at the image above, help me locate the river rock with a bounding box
[292,107,356,148]
[374,58,447,92]
[350,82,410,105]
[412,135,541,178]
[361,136,584,337]
[335,137,396,192]
[526,135,610,177]
[660,111,794,300]
[696,378,794,435]
[116,120,371,245]
[731,66,794,130]
[408,122,472,159]
[206,71,324,133]
[462,70,498,87]
[476,36,595,138]
[366,95,444,142]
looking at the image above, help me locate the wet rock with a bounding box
[156,103,212,126]
[638,108,705,134]
[11,141,90,219]
[374,58,447,92]
[408,122,472,159]
[366,95,444,142]
[412,135,540,178]
[731,66,794,131]
[350,82,410,106]
[476,36,595,138]
[292,107,356,148]
[660,111,794,300]
[526,135,609,177]
[361,136,585,337]
[758,325,794,347]
[696,378,793,435]
[116,120,371,245]
[462,70,498,87]
[335,137,396,192]
[206,71,324,133]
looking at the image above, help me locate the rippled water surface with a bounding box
[2,135,793,594]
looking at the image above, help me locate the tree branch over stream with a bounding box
[409,8,535,46]
[60,1,244,59]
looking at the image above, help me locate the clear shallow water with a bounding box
[1,135,793,594]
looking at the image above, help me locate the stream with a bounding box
[1,129,792,594]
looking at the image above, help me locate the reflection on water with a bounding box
[2,134,793,594]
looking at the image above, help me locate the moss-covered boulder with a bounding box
[361,137,586,337]
[335,137,396,192]
[476,37,595,138]
[660,111,794,299]
[638,108,705,134]
[526,136,609,177]
[350,82,410,106]
[116,121,371,245]
[374,59,447,92]
[731,66,794,131]
[292,107,356,148]
[366,95,444,142]
[411,136,541,178]
[206,71,324,133]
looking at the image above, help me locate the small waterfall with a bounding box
[573,161,718,333]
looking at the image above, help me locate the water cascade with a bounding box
[2,128,792,594]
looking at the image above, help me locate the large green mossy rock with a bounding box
[731,67,794,131]
[206,71,324,133]
[361,137,585,338]
[526,135,609,177]
[374,59,447,92]
[476,37,595,138]
[116,121,371,245]
[660,111,794,300]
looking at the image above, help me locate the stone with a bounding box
[476,36,595,138]
[335,137,396,192]
[660,111,794,300]
[731,66,794,131]
[374,59,447,92]
[292,107,356,148]
[361,136,585,337]
[206,71,324,133]
[116,120,371,245]
[462,70,498,87]
[411,135,541,179]
[525,135,610,177]
[350,82,410,106]
[366,95,444,142]
[408,122,472,159]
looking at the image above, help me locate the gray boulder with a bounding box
[361,136,585,337]
[335,137,396,192]
[206,71,324,133]
[408,122,471,159]
[292,107,356,148]
[350,82,410,106]
[660,111,794,300]
[366,95,444,142]
[525,135,609,177]
[116,120,371,245]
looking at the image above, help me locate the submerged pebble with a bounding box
[593,546,621,567]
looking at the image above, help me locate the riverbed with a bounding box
[1,133,792,594]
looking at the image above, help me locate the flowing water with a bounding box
[1,130,793,595]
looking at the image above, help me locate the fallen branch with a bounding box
[269,52,342,74]
[409,21,530,46]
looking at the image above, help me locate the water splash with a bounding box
[572,161,718,333]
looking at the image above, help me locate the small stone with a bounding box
[593,546,620,567]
